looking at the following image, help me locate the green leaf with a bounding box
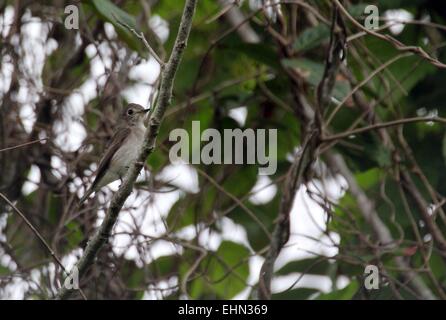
[293,24,330,52]
[281,58,350,101]
[188,241,250,299]
[316,280,359,300]
[229,192,279,251]
[276,257,332,276]
[355,168,382,190]
[273,288,319,300]
[120,260,145,290]
[223,40,280,70]
[148,255,178,279]
[146,149,168,173]
[0,265,11,275]
[222,165,258,198]
[166,188,217,231]
[347,4,369,18]
[166,194,199,231]
[442,132,446,167]
[90,0,145,55]
[65,221,84,249]
[370,144,392,168]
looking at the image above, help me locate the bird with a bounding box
[79,103,150,204]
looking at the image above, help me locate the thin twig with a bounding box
[112,13,165,67]
[333,0,446,69]
[0,138,48,153]
[0,192,88,300]
[323,116,446,142]
[326,52,412,125]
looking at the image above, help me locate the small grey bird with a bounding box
[79,103,150,204]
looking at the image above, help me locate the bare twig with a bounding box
[0,138,48,153]
[258,4,346,299]
[326,52,412,125]
[0,192,88,300]
[258,131,318,299]
[0,192,66,272]
[325,152,436,300]
[323,116,446,142]
[333,0,446,69]
[112,13,165,67]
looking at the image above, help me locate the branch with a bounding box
[0,192,88,299]
[0,192,66,271]
[217,0,260,43]
[400,171,446,256]
[257,131,317,299]
[325,152,436,300]
[55,0,198,299]
[258,4,345,299]
[112,13,165,67]
[316,5,346,115]
[322,116,446,142]
[333,0,446,69]
[326,52,412,125]
[0,138,48,153]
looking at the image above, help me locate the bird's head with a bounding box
[123,103,150,126]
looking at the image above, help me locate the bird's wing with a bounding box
[90,126,131,191]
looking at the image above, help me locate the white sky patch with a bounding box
[111,189,183,264]
[0,277,30,299]
[150,15,170,43]
[249,175,277,205]
[272,274,332,293]
[121,82,153,107]
[0,5,15,37]
[53,112,87,153]
[128,58,161,84]
[61,248,83,270]
[0,55,13,94]
[143,277,178,300]
[122,58,160,107]
[104,22,117,39]
[228,106,248,127]
[19,12,49,87]
[88,41,114,82]
[18,103,36,134]
[22,165,41,195]
[157,163,200,194]
[384,9,414,35]
[220,217,250,247]
[198,228,222,252]
[0,243,16,272]
[235,174,347,299]
[233,255,264,299]
[45,38,58,55]
[50,155,68,179]
[275,176,345,268]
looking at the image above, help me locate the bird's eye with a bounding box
[127,109,134,115]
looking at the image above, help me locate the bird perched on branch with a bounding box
[79,103,150,204]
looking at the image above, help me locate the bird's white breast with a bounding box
[110,123,145,177]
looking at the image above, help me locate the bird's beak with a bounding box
[142,109,150,126]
